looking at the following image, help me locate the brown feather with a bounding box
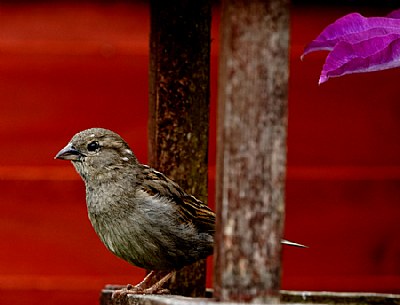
[139,165,215,234]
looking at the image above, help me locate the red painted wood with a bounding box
[0,3,399,305]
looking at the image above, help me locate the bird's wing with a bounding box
[139,165,215,234]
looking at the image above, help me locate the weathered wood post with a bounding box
[148,0,212,297]
[214,0,290,303]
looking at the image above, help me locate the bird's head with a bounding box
[55,128,138,182]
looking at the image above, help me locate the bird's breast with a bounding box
[85,188,214,270]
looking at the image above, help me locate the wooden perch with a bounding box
[148,0,212,297]
[214,0,290,303]
[100,288,400,305]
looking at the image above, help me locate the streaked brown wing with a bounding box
[139,165,215,234]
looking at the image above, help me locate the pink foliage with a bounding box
[303,9,400,84]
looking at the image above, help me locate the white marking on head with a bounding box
[90,134,96,138]
[124,149,133,155]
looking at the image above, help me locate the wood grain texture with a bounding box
[214,0,290,303]
[148,0,212,297]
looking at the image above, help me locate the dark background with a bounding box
[0,1,399,304]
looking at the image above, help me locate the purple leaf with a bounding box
[319,33,400,84]
[303,9,400,83]
[303,13,400,58]
[387,9,400,19]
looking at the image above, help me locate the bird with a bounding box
[55,127,305,297]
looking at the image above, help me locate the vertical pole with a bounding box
[148,0,211,297]
[214,0,290,303]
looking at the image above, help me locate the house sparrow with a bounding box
[55,128,305,296]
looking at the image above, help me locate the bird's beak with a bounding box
[55,143,83,161]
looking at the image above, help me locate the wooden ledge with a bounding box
[281,290,400,305]
[101,286,400,305]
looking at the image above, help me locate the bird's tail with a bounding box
[282,239,308,248]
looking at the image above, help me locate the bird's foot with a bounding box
[112,283,170,299]
[111,270,175,299]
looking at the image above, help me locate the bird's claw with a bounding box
[152,288,170,295]
[111,284,170,299]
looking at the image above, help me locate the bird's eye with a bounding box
[87,141,100,152]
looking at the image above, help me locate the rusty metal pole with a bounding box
[148,0,211,297]
[214,0,290,303]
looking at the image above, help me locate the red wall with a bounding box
[0,3,398,305]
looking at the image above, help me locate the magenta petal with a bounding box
[302,13,400,58]
[387,9,400,19]
[319,33,400,84]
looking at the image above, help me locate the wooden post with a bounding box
[214,0,290,303]
[148,0,211,297]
